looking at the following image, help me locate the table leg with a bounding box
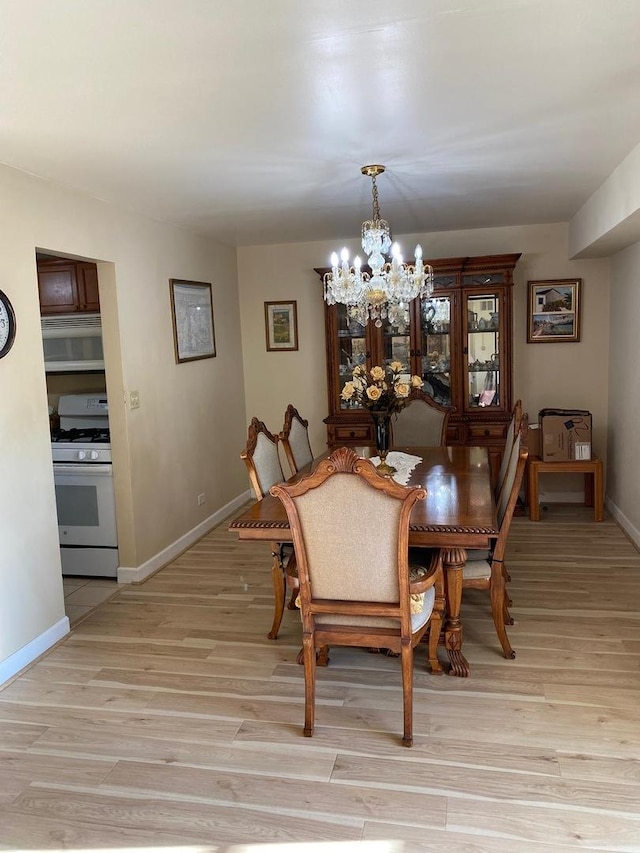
[593,460,604,522]
[442,547,469,677]
[267,543,286,640]
[528,462,540,521]
[584,472,594,507]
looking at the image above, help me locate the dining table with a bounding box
[228,445,498,677]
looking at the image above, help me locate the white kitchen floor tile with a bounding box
[64,582,119,607]
[62,579,86,594]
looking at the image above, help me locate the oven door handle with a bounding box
[53,463,113,476]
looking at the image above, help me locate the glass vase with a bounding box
[370,410,396,477]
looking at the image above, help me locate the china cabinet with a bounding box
[316,253,521,482]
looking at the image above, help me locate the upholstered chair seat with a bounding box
[461,559,493,581]
[462,546,492,562]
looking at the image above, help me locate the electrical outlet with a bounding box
[197,493,206,506]
[129,390,140,410]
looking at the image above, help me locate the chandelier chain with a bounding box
[371,174,381,222]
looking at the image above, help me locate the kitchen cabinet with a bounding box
[38,259,100,314]
[316,253,521,483]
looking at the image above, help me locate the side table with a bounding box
[527,455,604,522]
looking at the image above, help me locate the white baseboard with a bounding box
[605,496,640,550]
[117,490,251,584]
[0,616,69,687]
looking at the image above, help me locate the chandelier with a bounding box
[323,165,433,328]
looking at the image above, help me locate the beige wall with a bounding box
[607,240,640,541]
[237,244,328,462]
[237,223,610,492]
[0,163,246,679]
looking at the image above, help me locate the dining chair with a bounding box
[280,404,314,474]
[392,396,450,447]
[271,446,445,747]
[492,398,523,624]
[462,415,529,659]
[240,417,298,640]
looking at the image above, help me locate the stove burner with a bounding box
[51,427,110,443]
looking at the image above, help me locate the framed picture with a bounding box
[170,279,216,363]
[527,279,581,343]
[264,300,298,351]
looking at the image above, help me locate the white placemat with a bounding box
[370,451,423,485]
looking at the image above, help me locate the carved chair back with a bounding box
[280,404,313,474]
[241,417,285,500]
[495,399,523,503]
[392,396,450,447]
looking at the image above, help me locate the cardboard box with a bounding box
[527,423,541,457]
[539,409,592,461]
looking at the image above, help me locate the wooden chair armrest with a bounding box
[409,549,444,594]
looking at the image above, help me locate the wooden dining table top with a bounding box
[229,445,498,549]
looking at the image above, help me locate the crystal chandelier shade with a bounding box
[323,165,433,328]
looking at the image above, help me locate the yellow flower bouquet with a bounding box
[340,362,424,414]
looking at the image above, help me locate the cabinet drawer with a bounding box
[334,425,372,441]
[467,423,507,441]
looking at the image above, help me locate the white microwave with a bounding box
[42,313,105,372]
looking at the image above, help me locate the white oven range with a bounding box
[52,393,119,578]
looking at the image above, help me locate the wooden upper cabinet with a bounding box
[76,262,100,312]
[38,259,100,314]
[37,262,79,314]
[316,253,521,481]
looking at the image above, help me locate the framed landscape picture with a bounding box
[170,279,216,363]
[264,300,298,351]
[527,279,581,343]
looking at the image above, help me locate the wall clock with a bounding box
[0,290,17,358]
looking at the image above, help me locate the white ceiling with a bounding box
[2,0,640,248]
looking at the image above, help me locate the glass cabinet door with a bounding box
[335,304,370,410]
[466,291,502,410]
[419,296,452,407]
[381,317,411,373]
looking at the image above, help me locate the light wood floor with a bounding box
[2,504,640,852]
